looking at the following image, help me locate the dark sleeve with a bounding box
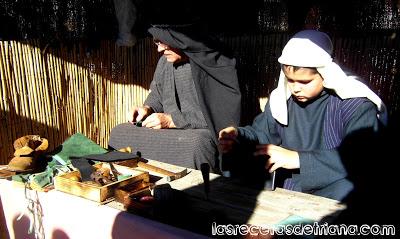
[237,101,282,145]
[169,111,190,129]
[170,111,207,129]
[299,100,380,191]
[143,58,165,113]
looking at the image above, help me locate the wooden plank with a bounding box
[137,160,345,226]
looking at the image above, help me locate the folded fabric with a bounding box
[50,133,108,165]
[12,162,71,189]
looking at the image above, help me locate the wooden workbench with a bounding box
[1,160,346,238]
[108,160,346,229]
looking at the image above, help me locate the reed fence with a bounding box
[0,38,158,164]
[1,33,399,165]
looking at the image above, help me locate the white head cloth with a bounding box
[269,30,387,125]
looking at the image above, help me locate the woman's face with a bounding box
[154,40,187,64]
[283,65,324,103]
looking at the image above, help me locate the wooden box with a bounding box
[54,163,149,202]
[114,180,154,211]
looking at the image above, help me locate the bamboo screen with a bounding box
[0,38,158,165]
[1,33,399,165]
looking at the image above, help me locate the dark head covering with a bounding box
[148,24,242,141]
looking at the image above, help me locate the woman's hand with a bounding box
[254,144,300,172]
[141,113,176,129]
[127,105,153,123]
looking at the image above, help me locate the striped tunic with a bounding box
[237,90,380,200]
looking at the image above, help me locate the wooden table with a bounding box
[136,160,346,225]
[106,159,346,237]
[1,160,346,238]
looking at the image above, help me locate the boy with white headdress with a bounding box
[218,30,387,201]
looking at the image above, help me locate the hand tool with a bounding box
[116,149,188,182]
[200,163,210,200]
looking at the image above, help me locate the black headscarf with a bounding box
[148,24,241,142]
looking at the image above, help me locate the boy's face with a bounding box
[283,66,324,103]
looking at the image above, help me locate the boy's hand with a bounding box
[218,127,238,154]
[254,144,300,172]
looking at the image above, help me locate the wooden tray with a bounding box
[54,163,149,202]
[115,180,154,211]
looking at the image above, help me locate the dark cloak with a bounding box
[148,25,242,142]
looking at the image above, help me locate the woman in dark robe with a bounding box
[109,23,241,173]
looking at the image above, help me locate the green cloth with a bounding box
[51,133,108,165]
[11,173,31,183]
